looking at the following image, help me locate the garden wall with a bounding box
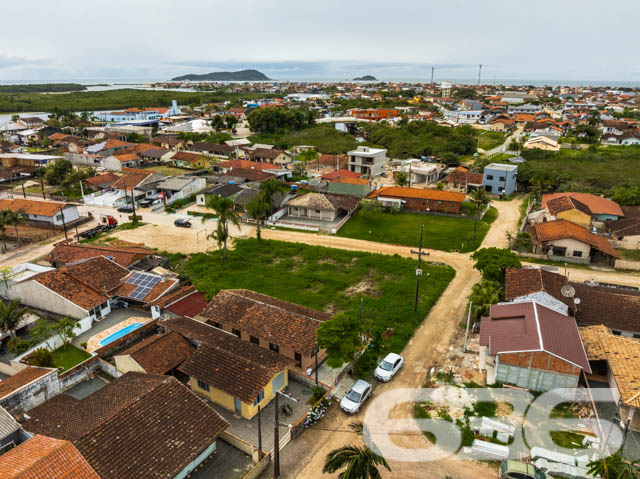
[0,368,59,414]
[615,259,640,271]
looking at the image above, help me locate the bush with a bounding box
[352,349,378,379]
[7,338,30,355]
[31,347,55,367]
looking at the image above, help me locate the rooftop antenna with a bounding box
[478,64,483,86]
[430,67,435,86]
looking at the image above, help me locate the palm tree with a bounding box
[259,178,284,216]
[469,280,502,319]
[0,299,30,340]
[0,210,9,253]
[6,209,27,246]
[530,172,552,203]
[246,197,269,240]
[587,452,640,479]
[204,195,240,258]
[393,171,409,187]
[468,188,490,244]
[323,445,391,479]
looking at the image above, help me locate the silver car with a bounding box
[374,353,403,382]
[340,379,372,414]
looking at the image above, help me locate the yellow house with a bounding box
[545,196,592,229]
[178,342,293,419]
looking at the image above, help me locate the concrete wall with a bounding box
[534,238,591,261]
[494,352,580,392]
[612,235,640,250]
[0,369,60,414]
[556,209,591,229]
[7,281,88,320]
[114,354,146,374]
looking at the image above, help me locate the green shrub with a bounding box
[31,347,55,367]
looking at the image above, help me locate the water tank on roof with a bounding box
[229,181,236,185]
[291,184,298,191]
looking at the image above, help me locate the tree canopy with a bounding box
[472,248,522,284]
[247,107,315,134]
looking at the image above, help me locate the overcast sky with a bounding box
[1,0,638,83]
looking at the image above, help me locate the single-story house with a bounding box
[284,192,359,222]
[0,366,60,414]
[196,289,330,371]
[48,242,156,269]
[195,183,242,206]
[0,198,80,227]
[213,159,273,174]
[139,147,174,163]
[443,166,484,193]
[101,152,141,171]
[150,135,184,150]
[83,172,120,191]
[173,151,209,169]
[606,206,640,248]
[327,177,373,198]
[541,193,624,222]
[249,148,291,167]
[23,372,229,479]
[367,186,466,214]
[114,330,194,375]
[530,219,619,264]
[523,135,559,151]
[189,142,234,159]
[479,301,591,390]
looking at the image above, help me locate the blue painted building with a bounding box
[97,100,180,122]
[482,163,518,195]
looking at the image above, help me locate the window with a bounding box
[269,343,279,353]
[633,333,640,339]
[212,322,222,329]
[486,175,494,180]
[612,330,622,336]
[253,389,265,406]
[295,352,302,368]
[572,251,583,258]
[250,335,260,345]
[55,214,62,221]
[197,380,210,392]
[232,328,241,338]
[499,176,506,182]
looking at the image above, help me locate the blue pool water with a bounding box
[99,323,143,346]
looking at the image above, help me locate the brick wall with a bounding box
[499,351,580,376]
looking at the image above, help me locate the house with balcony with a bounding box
[346,146,387,178]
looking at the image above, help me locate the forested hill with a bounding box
[171,69,271,81]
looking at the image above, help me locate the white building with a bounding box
[346,146,387,178]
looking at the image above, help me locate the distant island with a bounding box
[0,83,87,93]
[171,69,271,81]
[353,75,377,81]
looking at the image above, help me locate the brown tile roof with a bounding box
[173,151,202,162]
[479,301,590,372]
[0,434,99,479]
[112,153,139,163]
[227,168,276,182]
[546,195,592,217]
[285,192,358,211]
[216,159,271,171]
[114,272,178,304]
[505,268,575,312]
[103,139,134,149]
[48,243,153,268]
[110,171,152,190]
[0,367,54,400]
[541,193,624,217]
[580,325,640,407]
[83,172,119,188]
[23,373,228,479]
[0,198,70,217]
[443,168,484,186]
[532,219,619,258]
[250,147,286,160]
[179,341,291,404]
[197,289,329,356]
[117,331,194,374]
[606,206,640,237]
[572,283,640,333]
[151,135,181,145]
[32,256,128,310]
[320,169,362,180]
[190,142,234,155]
[367,186,466,203]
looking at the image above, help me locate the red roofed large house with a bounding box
[541,192,624,221]
[479,301,591,390]
[367,186,466,214]
[0,198,80,228]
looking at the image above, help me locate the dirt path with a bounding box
[481,197,524,249]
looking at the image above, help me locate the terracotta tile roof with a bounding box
[197,290,329,356]
[118,331,194,374]
[505,268,575,312]
[546,195,591,216]
[479,301,591,372]
[285,192,359,211]
[0,198,71,217]
[49,132,71,141]
[541,193,624,217]
[580,325,640,407]
[83,172,119,188]
[179,341,292,404]
[332,177,370,185]
[0,367,54,400]
[112,152,139,163]
[103,139,134,149]
[320,169,362,180]
[309,154,348,169]
[250,147,286,160]
[115,272,178,304]
[165,290,209,318]
[110,171,152,190]
[0,434,99,479]
[443,168,484,186]
[367,186,466,203]
[32,256,128,310]
[48,243,153,268]
[173,151,202,162]
[572,283,640,333]
[532,219,619,258]
[23,373,228,479]
[227,168,276,182]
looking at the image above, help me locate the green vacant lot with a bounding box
[52,344,91,372]
[249,124,358,154]
[478,131,506,151]
[182,239,455,357]
[338,207,498,253]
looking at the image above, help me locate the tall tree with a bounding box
[246,197,269,240]
[0,210,9,253]
[204,195,241,258]
[0,299,30,340]
[469,280,502,319]
[53,316,80,349]
[259,178,284,215]
[323,445,391,479]
[472,247,522,284]
[530,172,552,203]
[6,209,27,246]
[587,453,640,479]
[468,188,490,244]
[393,171,409,187]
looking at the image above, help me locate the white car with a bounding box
[374,353,403,382]
[340,379,372,414]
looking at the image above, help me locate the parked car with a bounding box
[374,353,403,382]
[500,460,550,479]
[174,218,192,228]
[117,205,134,213]
[340,379,372,414]
[140,198,154,207]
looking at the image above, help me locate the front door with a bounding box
[234,398,242,415]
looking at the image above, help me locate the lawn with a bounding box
[618,248,640,262]
[182,238,455,358]
[478,131,506,151]
[249,124,358,154]
[52,344,91,372]
[337,206,498,253]
[145,165,193,177]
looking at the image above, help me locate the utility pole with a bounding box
[21,183,26,199]
[257,405,263,460]
[430,67,434,86]
[274,390,299,478]
[40,175,46,200]
[413,224,428,312]
[478,64,483,86]
[314,345,319,386]
[59,205,68,241]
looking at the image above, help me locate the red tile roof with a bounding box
[541,193,624,217]
[443,168,484,186]
[83,173,119,188]
[479,301,590,372]
[117,331,194,374]
[0,367,54,400]
[505,268,574,312]
[110,171,152,190]
[165,290,209,318]
[532,219,619,258]
[48,243,153,268]
[0,435,99,479]
[367,186,466,203]
[0,198,71,218]
[320,169,362,181]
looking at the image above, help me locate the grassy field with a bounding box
[478,131,506,151]
[182,238,455,357]
[145,165,192,177]
[52,344,91,372]
[337,207,498,253]
[617,248,640,262]
[249,124,358,154]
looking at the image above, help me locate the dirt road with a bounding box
[482,198,523,249]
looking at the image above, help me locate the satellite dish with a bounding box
[574,298,581,305]
[560,284,576,298]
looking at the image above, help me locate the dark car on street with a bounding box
[174,218,192,228]
[117,205,134,213]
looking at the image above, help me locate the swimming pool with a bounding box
[99,323,143,347]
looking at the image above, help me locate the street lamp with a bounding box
[274,390,299,478]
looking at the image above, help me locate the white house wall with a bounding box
[7,280,88,320]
